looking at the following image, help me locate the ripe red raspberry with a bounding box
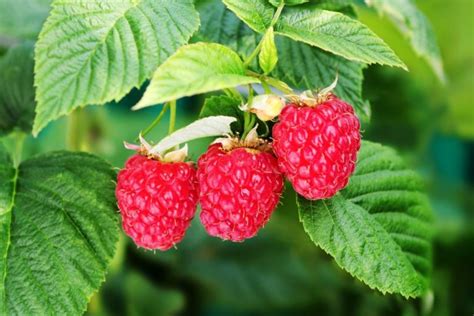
[197,143,284,241]
[272,95,361,200]
[116,154,198,250]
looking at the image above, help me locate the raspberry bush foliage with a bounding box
[0,0,444,314]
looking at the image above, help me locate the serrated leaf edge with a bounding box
[133,43,259,110]
[1,151,120,313]
[296,195,423,299]
[0,164,18,314]
[32,0,201,136]
[274,8,408,70]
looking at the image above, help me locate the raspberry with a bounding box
[197,143,284,241]
[272,95,361,200]
[116,154,198,250]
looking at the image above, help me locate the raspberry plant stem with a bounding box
[168,100,177,135]
[249,114,256,129]
[261,120,270,137]
[242,112,257,139]
[230,87,244,102]
[243,40,265,68]
[247,70,293,94]
[247,84,254,104]
[264,76,293,94]
[223,89,233,98]
[270,1,286,26]
[139,103,169,139]
[243,1,285,68]
[261,80,272,94]
[242,85,257,139]
[1,131,26,167]
[13,132,25,167]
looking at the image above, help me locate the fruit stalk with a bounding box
[243,1,285,68]
[139,103,170,139]
[13,131,25,167]
[168,100,177,135]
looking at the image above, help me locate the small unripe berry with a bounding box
[247,94,285,121]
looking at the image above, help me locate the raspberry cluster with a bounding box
[116,94,361,250]
[272,95,361,199]
[116,155,198,250]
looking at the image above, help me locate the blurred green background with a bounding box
[1,0,473,315]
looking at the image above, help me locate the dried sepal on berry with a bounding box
[124,135,189,163]
[286,75,339,107]
[213,125,272,153]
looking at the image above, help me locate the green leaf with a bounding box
[0,0,51,39]
[199,95,244,133]
[0,42,36,136]
[197,1,370,120]
[133,43,259,110]
[259,28,278,74]
[0,146,16,311]
[273,37,370,120]
[304,1,357,18]
[269,0,309,6]
[309,0,355,10]
[297,141,433,298]
[196,0,260,64]
[223,0,406,68]
[33,0,200,136]
[275,5,407,68]
[0,147,119,314]
[222,0,275,33]
[364,0,445,82]
[151,116,237,154]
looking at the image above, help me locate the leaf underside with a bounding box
[152,116,237,154]
[297,141,433,298]
[0,147,119,315]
